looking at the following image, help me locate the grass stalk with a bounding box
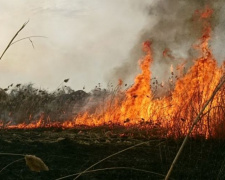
[0,21,29,60]
[73,141,149,180]
[55,140,161,180]
[0,158,24,173]
[56,166,168,180]
[0,153,25,157]
[10,36,47,46]
[165,75,225,180]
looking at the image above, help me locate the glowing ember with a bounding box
[3,6,225,139]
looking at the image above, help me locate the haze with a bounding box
[1,0,225,92]
[0,0,153,91]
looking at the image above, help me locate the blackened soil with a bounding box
[0,128,225,180]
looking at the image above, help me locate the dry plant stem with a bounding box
[72,141,151,180]
[0,20,29,60]
[55,166,169,180]
[10,36,47,46]
[0,153,25,157]
[165,75,225,180]
[63,140,161,180]
[0,158,24,173]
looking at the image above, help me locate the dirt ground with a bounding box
[0,127,225,180]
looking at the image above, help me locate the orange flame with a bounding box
[4,6,225,139]
[74,6,224,138]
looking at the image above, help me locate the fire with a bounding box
[3,6,225,138]
[74,6,224,138]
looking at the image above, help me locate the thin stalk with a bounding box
[0,21,29,60]
[165,75,225,180]
[0,158,24,173]
[0,153,25,157]
[10,36,47,46]
[55,166,168,180]
[73,141,151,180]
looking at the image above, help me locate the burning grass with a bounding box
[0,6,225,140]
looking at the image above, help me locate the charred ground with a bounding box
[0,127,225,180]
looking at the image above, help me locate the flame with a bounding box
[74,6,224,138]
[3,6,225,139]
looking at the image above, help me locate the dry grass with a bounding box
[25,155,49,172]
[0,153,48,173]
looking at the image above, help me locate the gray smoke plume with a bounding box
[107,0,224,86]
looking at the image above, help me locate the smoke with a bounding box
[0,0,154,91]
[1,0,224,92]
[107,0,225,85]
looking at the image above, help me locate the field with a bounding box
[1,5,225,180]
[0,127,225,180]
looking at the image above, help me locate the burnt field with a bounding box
[0,127,225,180]
[1,5,225,180]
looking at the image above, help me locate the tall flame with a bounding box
[4,6,225,139]
[74,6,224,138]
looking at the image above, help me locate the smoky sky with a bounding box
[107,0,225,85]
[0,0,224,92]
[0,0,154,91]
